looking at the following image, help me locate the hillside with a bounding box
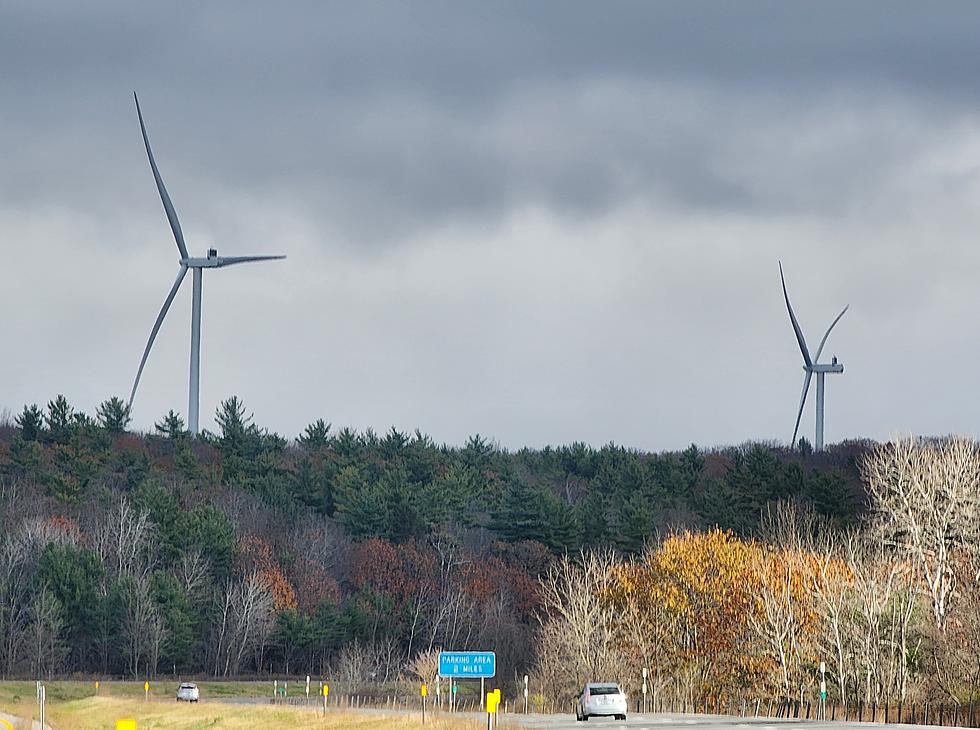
[0,394,870,681]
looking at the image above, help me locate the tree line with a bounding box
[0,393,868,685]
[537,438,980,709]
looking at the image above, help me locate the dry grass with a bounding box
[0,695,493,730]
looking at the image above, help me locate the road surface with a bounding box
[510,711,929,730]
[0,711,48,729]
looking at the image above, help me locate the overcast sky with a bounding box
[3,1,980,451]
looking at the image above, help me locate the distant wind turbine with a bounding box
[128,92,285,435]
[779,262,848,451]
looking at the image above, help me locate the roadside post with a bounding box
[95,680,100,695]
[39,683,45,728]
[274,679,278,701]
[819,662,827,720]
[486,689,499,730]
[523,674,529,714]
[642,667,648,713]
[436,676,441,709]
[421,682,428,724]
[493,689,501,727]
[451,681,457,712]
[143,681,149,702]
[322,682,329,716]
[306,675,310,704]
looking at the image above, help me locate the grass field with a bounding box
[0,682,509,730]
[0,693,496,729]
[0,680,271,705]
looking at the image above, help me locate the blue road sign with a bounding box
[439,651,496,678]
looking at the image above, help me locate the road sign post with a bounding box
[322,682,329,716]
[39,683,45,728]
[523,674,529,714]
[422,683,428,724]
[819,661,827,720]
[439,650,496,713]
[306,675,310,704]
[642,668,648,713]
[143,681,149,702]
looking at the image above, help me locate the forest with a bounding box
[3,394,975,711]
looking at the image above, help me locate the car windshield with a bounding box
[589,686,620,695]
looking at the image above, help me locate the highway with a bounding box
[508,712,925,730]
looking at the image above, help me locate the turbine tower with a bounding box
[128,93,285,436]
[779,262,848,451]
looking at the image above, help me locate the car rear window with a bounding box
[590,686,620,695]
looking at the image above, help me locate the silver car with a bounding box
[176,682,199,702]
[576,682,627,721]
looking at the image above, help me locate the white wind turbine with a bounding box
[128,93,285,435]
[779,262,848,451]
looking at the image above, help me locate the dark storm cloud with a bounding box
[3,1,980,240]
[3,1,980,447]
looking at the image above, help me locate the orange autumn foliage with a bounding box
[607,529,852,698]
[237,535,297,611]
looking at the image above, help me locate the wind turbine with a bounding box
[128,92,285,436]
[779,262,848,451]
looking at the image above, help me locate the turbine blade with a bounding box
[792,370,814,448]
[779,261,812,368]
[814,304,849,363]
[128,265,188,411]
[213,255,287,268]
[134,92,189,260]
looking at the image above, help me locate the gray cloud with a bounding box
[3,2,980,449]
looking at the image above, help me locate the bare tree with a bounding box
[176,549,210,599]
[811,533,857,705]
[120,575,162,677]
[846,536,919,705]
[91,496,156,581]
[747,548,811,700]
[535,551,621,699]
[863,437,980,633]
[336,639,382,692]
[27,589,66,678]
[210,572,275,676]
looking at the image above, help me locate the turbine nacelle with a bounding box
[806,362,844,374]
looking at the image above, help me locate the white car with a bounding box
[176,682,200,702]
[576,683,627,722]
